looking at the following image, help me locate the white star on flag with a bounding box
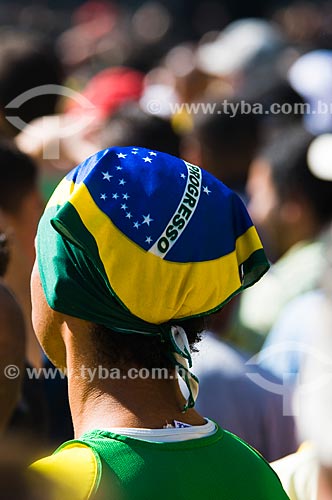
[121,203,128,210]
[116,166,122,170]
[149,152,157,156]
[100,193,107,200]
[119,179,126,185]
[145,236,152,244]
[131,151,138,154]
[102,171,112,181]
[112,193,119,199]
[132,147,139,151]
[126,212,132,219]
[122,193,129,200]
[143,157,152,163]
[142,214,154,226]
[133,221,140,229]
[203,186,211,195]
[180,173,186,179]
[117,153,127,159]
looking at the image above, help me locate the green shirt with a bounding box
[37,425,289,499]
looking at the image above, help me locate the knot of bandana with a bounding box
[169,326,198,411]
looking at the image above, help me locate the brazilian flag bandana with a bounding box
[37,146,269,410]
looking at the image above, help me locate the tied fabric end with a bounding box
[169,326,199,410]
[170,326,192,367]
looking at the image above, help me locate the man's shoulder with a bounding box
[219,430,289,495]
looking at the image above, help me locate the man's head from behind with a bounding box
[247,125,332,261]
[32,146,269,410]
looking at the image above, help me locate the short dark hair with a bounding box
[101,103,180,157]
[90,317,206,370]
[192,97,259,187]
[0,31,63,134]
[194,98,259,152]
[241,76,305,136]
[260,125,332,225]
[0,140,38,214]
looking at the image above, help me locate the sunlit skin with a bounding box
[30,262,205,438]
[30,261,67,371]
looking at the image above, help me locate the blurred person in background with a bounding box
[0,28,65,209]
[0,230,25,434]
[180,70,304,197]
[165,43,212,108]
[230,126,332,353]
[272,273,332,499]
[196,18,285,94]
[288,50,332,135]
[256,135,332,384]
[241,77,305,142]
[0,140,43,369]
[0,140,72,443]
[0,141,48,438]
[0,30,63,138]
[182,96,260,196]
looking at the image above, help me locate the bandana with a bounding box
[36,146,269,409]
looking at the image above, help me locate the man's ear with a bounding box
[31,262,67,371]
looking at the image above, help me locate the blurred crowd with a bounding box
[1,0,332,498]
